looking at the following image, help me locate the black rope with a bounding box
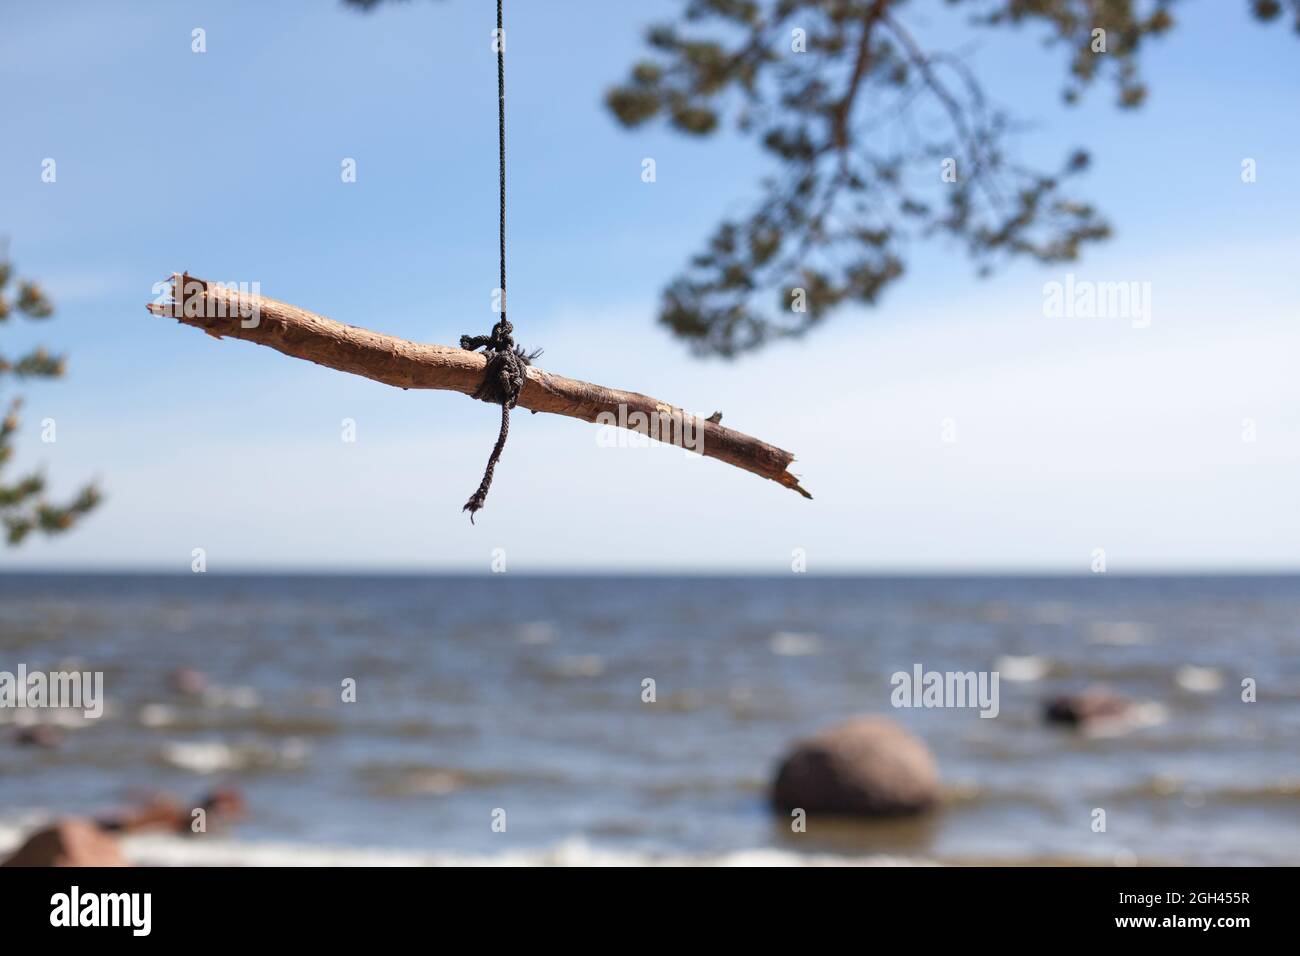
[460,0,539,522]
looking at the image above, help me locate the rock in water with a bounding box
[1,820,129,867]
[12,725,63,748]
[772,716,940,816]
[1043,687,1132,727]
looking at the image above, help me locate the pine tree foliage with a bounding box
[0,249,100,546]
[360,0,1297,357]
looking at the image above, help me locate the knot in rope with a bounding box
[460,318,528,408]
[458,317,540,522]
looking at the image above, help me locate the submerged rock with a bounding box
[13,725,63,748]
[771,716,940,816]
[2,820,129,867]
[1043,687,1133,727]
[168,667,208,696]
[97,787,248,835]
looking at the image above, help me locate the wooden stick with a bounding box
[145,275,811,498]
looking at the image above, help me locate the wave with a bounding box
[769,632,822,656]
[357,761,558,798]
[0,822,1155,867]
[0,824,927,867]
[994,654,1050,682]
[1107,776,1300,805]
[157,738,311,774]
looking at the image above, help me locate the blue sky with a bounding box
[2,0,1298,572]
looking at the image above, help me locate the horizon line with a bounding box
[2,566,1300,579]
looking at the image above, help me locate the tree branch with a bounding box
[145,274,810,499]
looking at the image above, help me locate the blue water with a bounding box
[1,573,1297,864]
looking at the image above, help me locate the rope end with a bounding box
[462,496,485,523]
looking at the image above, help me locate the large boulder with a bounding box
[772,716,940,816]
[2,819,129,867]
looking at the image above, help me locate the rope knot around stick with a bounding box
[459,317,541,522]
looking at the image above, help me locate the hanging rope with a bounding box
[460,0,539,522]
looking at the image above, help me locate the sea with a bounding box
[1,573,1297,866]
